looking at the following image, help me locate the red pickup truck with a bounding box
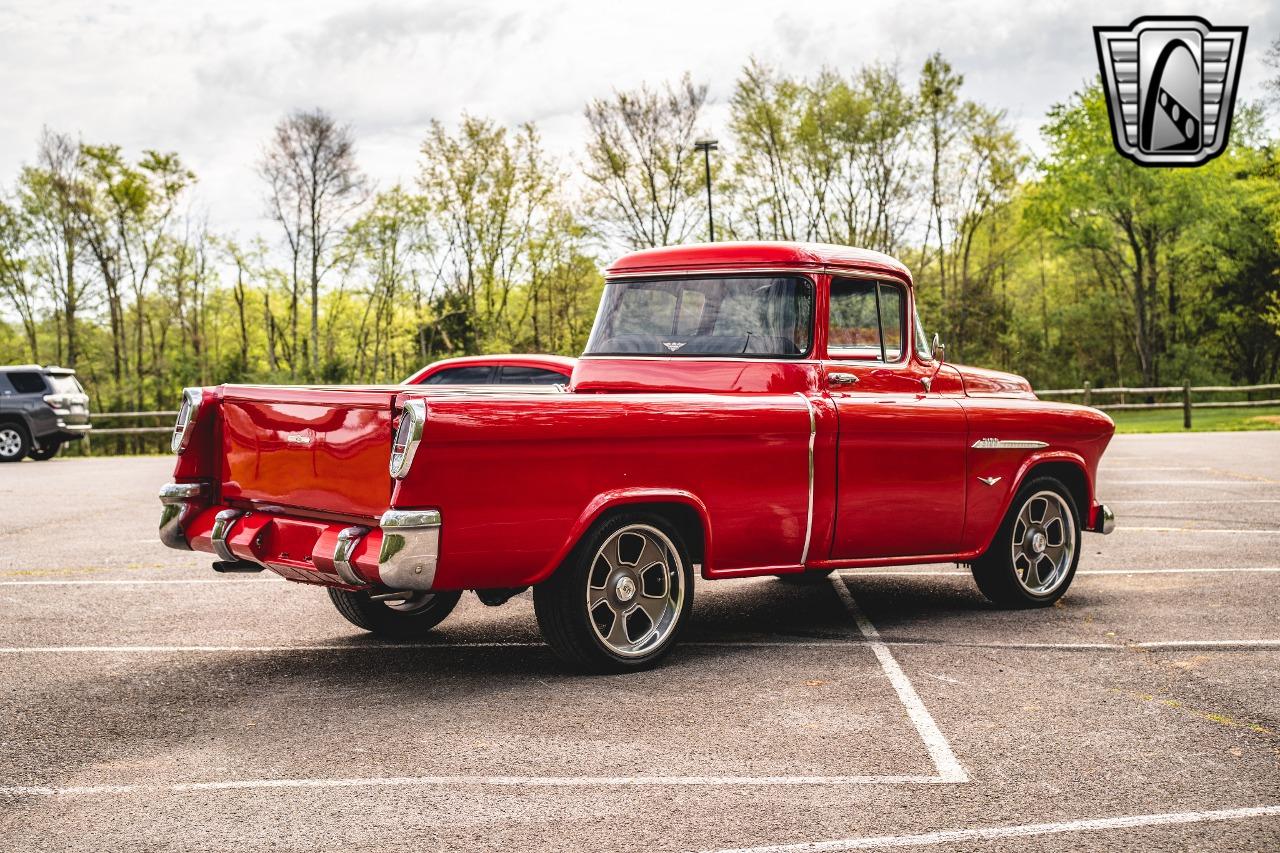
[159,242,1115,672]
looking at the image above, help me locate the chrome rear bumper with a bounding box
[377,509,442,591]
[1090,503,1116,535]
[158,482,207,550]
[157,484,442,591]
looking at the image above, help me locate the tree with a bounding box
[18,130,86,367]
[417,117,559,354]
[583,74,710,249]
[73,145,193,405]
[0,199,40,359]
[259,108,368,378]
[1029,84,1209,387]
[917,52,965,298]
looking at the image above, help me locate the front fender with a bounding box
[531,488,714,585]
[966,450,1093,555]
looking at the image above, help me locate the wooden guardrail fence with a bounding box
[71,380,1280,448]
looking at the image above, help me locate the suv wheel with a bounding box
[28,440,61,461]
[534,513,694,673]
[0,424,29,462]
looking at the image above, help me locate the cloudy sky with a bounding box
[2,0,1277,242]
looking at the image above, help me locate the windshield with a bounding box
[585,276,813,358]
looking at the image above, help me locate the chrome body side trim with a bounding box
[157,482,208,551]
[795,393,816,564]
[377,509,443,591]
[389,399,426,480]
[332,526,369,586]
[971,438,1050,450]
[210,508,244,563]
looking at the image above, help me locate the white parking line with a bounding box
[9,565,1280,587]
[1117,526,1280,534]
[698,803,1280,852]
[1110,480,1277,485]
[0,577,284,586]
[829,575,968,783]
[1111,499,1280,504]
[844,567,1280,577]
[1,638,1277,655]
[0,773,955,798]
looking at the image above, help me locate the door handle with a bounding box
[828,372,859,387]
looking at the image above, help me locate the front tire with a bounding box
[534,513,694,673]
[328,588,461,639]
[971,476,1081,607]
[0,424,30,462]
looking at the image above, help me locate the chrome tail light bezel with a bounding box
[171,387,203,454]
[389,399,427,479]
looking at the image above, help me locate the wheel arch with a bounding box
[534,489,712,584]
[975,451,1092,556]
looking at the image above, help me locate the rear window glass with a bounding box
[585,276,813,358]
[6,372,47,394]
[46,374,84,395]
[422,366,494,385]
[497,366,565,385]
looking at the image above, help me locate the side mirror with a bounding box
[921,333,946,393]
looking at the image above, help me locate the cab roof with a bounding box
[606,241,912,282]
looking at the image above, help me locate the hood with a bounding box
[951,363,1036,398]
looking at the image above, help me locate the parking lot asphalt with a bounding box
[1,431,1278,852]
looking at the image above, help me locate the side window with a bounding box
[6,372,47,394]
[828,280,905,362]
[497,366,565,386]
[421,365,494,385]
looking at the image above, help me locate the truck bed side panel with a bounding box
[392,393,813,589]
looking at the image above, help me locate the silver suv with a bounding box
[0,365,91,462]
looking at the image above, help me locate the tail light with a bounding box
[171,387,203,454]
[389,399,426,479]
[42,394,70,414]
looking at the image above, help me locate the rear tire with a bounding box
[971,476,1081,608]
[0,424,29,462]
[328,588,461,639]
[27,440,61,461]
[534,512,694,673]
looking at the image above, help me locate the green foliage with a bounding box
[0,55,1276,430]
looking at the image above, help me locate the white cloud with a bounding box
[1,0,1276,246]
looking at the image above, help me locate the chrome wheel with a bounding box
[0,428,22,459]
[1011,490,1076,596]
[586,523,685,658]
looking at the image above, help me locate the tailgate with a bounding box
[219,385,399,518]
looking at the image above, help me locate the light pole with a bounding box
[693,138,718,242]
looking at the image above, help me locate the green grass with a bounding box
[1109,405,1280,434]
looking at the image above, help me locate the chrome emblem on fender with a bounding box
[971,438,1049,450]
[1094,16,1247,167]
[978,476,1002,486]
[285,433,312,446]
